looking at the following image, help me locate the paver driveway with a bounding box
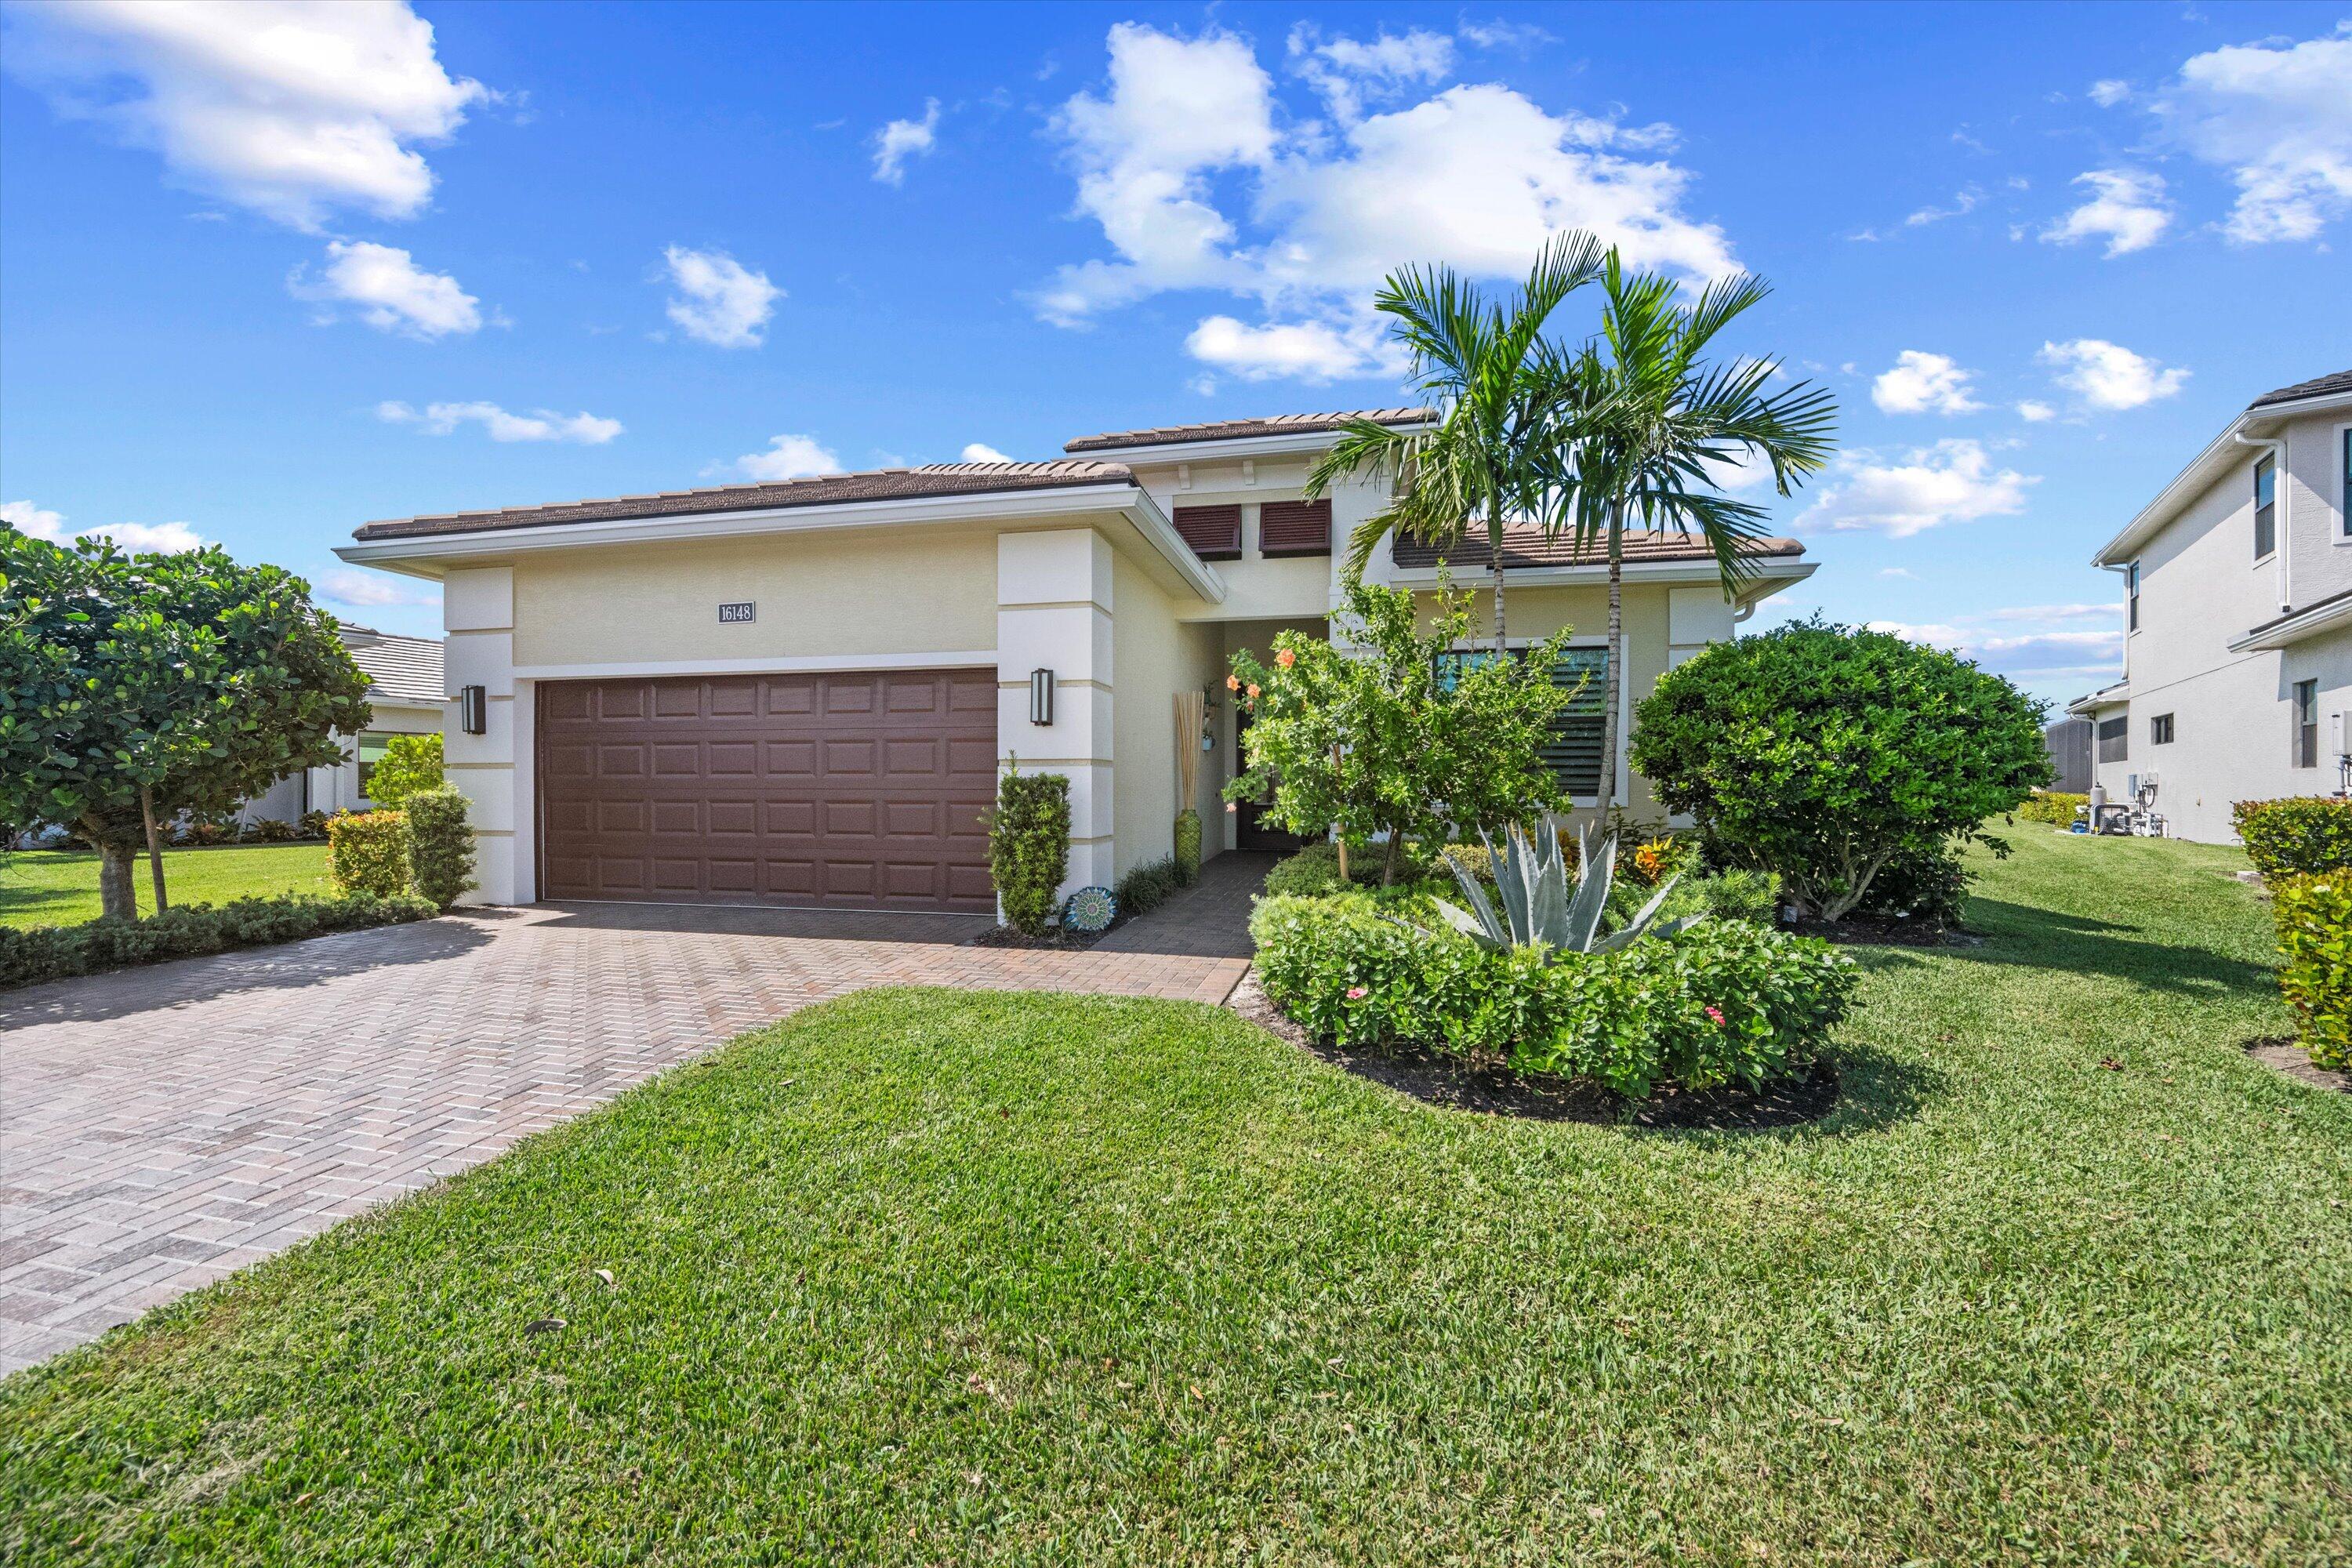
[0,900,1250,1375]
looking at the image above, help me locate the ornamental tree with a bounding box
[1223,573,1574,884]
[1628,619,2051,921]
[0,528,372,920]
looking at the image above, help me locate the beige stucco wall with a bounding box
[1111,550,1227,876]
[509,525,1000,669]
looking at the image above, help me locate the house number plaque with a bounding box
[717,601,756,624]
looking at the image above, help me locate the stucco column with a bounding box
[441,566,521,905]
[997,529,1113,901]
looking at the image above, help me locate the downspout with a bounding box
[2233,428,2288,613]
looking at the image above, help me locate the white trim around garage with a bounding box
[510,649,1001,681]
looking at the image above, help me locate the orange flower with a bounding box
[1225,673,1240,691]
[1275,648,1296,669]
[1246,683,1261,699]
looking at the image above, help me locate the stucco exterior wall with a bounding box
[1109,550,1226,877]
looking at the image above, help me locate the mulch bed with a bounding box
[1227,970,1838,1128]
[967,922,1112,951]
[1784,915,1981,949]
[2242,1036,2351,1094]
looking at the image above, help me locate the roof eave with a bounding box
[2228,595,2352,653]
[2092,387,2352,566]
[1069,421,1438,466]
[1385,556,1812,593]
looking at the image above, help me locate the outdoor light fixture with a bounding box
[1029,668,1054,727]
[460,684,488,735]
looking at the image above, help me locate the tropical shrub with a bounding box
[1631,620,2049,922]
[368,733,445,808]
[403,786,477,909]
[298,809,332,839]
[1421,817,1694,957]
[328,810,410,898]
[247,816,298,843]
[2017,791,2087,826]
[0,891,437,991]
[1115,855,1182,919]
[1224,572,1574,884]
[2232,797,2352,884]
[1250,895,1853,1098]
[988,764,1070,937]
[1610,867,1782,929]
[2272,873,2352,1072]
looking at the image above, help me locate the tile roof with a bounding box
[352,460,1135,541]
[2251,369,2352,408]
[1063,408,1434,453]
[1390,524,1805,572]
[344,630,445,706]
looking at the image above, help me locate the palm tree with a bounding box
[1312,230,1606,655]
[1548,254,1836,806]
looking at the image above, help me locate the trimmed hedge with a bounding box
[328,810,410,898]
[2233,797,2352,883]
[1250,894,1855,1098]
[1,892,437,991]
[2272,873,2352,1072]
[2018,792,2086,826]
[989,766,1070,937]
[404,786,477,909]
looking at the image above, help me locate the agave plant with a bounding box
[1424,814,1697,959]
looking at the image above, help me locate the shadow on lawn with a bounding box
[0,914,495,1029]
[1857,897,2277,1002]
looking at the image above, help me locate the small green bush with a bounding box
[1116,855,1182,919]
[2233,797,2352,883]
[1173,810,1202,886]
[246,816,298,842]
[2017,792,2086,826]
[368,732,445,808]
[1250,895,1854,1098]
[404,786,477,909]
[1265,844,1350,898]
[0,891,437,991]
[297,809,332,839]
[988,764,1071,937]
[328,810,410,898]
[2273,872,2352,1072]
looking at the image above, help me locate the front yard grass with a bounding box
[4,831,2347,1563]
[0,844,332,930]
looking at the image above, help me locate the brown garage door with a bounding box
[537,669,998,911]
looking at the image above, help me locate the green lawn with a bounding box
[4,831,2347,1564]
[0,843,332,929]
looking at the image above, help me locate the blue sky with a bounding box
[3,2,2347,708]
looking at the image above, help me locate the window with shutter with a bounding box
[1257,498,1332,557]
[1172,505,1242,561]
[1434,646,1612,799]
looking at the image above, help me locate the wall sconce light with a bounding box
[1029,668,1054,727]
[460,684,488,735]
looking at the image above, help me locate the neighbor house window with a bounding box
[2126,561,2140,632]
[356,731,394,798]
[2096,716,2128,764]
[1435,646,1612,799]
[2151,713,2174,745]
[2255,453,2277,560]
[2294,681,2318,768]
[2343,428,2350,535]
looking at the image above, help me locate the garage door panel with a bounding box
[539,668,996,911]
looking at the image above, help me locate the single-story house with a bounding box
[2071,369,2352,841]
[334,410,1815,912]
[237,626,445,826]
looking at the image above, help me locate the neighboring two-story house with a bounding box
[2071,370,2352,842]
[333,410,1815,913]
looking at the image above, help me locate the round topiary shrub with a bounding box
[1630,619,2049,923]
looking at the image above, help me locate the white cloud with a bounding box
[1871,616,2122,684]
[662,246,780,348]
[1904,186,1983,227]
[2040,168,2172,256]
[3,497,204,553]
[2088,78,2132,107]
[291,239,481,336]
[1287,24,1454,122]
[5,0,485,230]
[730,434,840,481]
[2016,400,2056,423]
[960,442,1013,463]
[1185,314,1397,382]
[2151,23,2352,242]
[321,567,437,608]
[377,400,620,443]
[1039,23,1737,379]
[2038,338,2189,410]
[1795,439,2038,538]
[1878,567,1918,579]
[1871,350,1984,416]
[871,99,939,186]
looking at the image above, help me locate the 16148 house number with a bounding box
[717,601,755,624]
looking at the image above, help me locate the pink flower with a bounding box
[1346,985,1368,1000]
[1704,1005,1726,1025]
[1225,801,1239,812]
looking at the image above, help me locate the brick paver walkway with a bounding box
[1093,851,1279,958]
[0,902,1250,1375]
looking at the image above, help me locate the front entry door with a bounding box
[1232,702,1308,852]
